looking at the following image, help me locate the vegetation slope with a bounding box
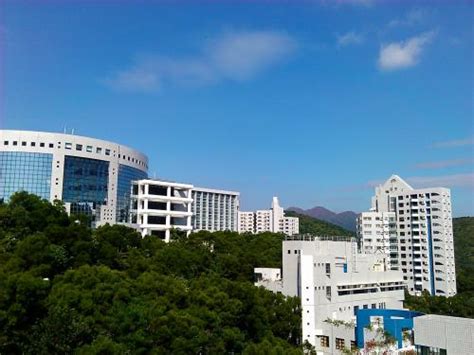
[0,192,302,354]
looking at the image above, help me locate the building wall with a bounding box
[130,179,193,242]
[414,314,474,354]
[191,187,239,232]
[256,236,405,353]
[357,211,397,270]
[238,211,255,233]
[239,197,299,235]
[362,175,456,297]
[0,130,148,225]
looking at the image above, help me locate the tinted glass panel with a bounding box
[0,152,53,201]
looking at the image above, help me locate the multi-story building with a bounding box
[0,130,148,225]
[238,211,255,233]
[357,211,397,269]
[191,187,240,232]
[129,179,193,242]
[359,175,456,297]
[238,196,299,235]
[255,235,405,354]
[130,180,240,238]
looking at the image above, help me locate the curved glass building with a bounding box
[0,130,148,224]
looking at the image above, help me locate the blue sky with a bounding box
[1,0,473,216]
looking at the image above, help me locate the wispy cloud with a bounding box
[406,173,474,189]
[367,173,474,189]
[103,30,297,93]
[377,31,436,71]
[337,31,365,47]
[414,158,474,169]
[432,137,474,148]
[388,8,427,28]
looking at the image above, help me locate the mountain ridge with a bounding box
[287,206,358,232]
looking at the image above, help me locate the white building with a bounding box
[238,211,255,233]
[191,187,240,232]
[357,211,397,269]
[239,196,299,235]
[255,235,405,354]
[129,179,193,242]
[0,130,148,225]
[413,314,474,354]
[130,180,240,240]
[359,175,456,297]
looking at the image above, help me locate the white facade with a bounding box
[238,196,299,235]
[238,211,255,233]
[361,175,456,297]
[255,236,405,354]
[130,179,193,242]
[0,130,148,225]
[191,187,240,232]
[414,314,474,354]
[357,211,397,269]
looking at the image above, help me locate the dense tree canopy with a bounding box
[284,211,354,237]
[0,192,302,354]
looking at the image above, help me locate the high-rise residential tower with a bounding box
[358,175,456,297]
[0,130,148,225]
[238,196,299,235]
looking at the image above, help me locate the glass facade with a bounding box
[116,164,147,222]
[62,155,109,218]
[0,152,53,202]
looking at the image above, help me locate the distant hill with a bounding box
[288,206,358,232]
[285,210,354,237]
[453,217,474,293]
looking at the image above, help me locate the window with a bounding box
[319,336,329,348]
[13,141,18,146]
[325,263,331,274]
[326,286,331,298]
[76,144,83,151]
[40,142,45,147]
[335,338,345,350]
[371,303,376,309]
[287,250,291,254]
[65,143,72,150]
[363,304,368,309]
[4,141,8,145]
[96,147,102,154]
[86,145,93,153]
[49,143,54,148]
[22,142,27,146]
[31,142,36,147]
[105,149,111,156]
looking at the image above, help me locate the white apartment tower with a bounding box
[255,236,405,354]
[356,211,397,269]
[358,175,456,297]
[238,196,299,235]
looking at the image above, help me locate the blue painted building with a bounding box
[356,309,424,349]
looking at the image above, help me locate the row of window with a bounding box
[2,139,147,169]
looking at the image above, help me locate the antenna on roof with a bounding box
[63,124,67,134]
[71,128,75,135]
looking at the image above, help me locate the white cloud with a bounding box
[103,30,296,93]
[337,31,365,47]
[432,137,474,148]
[377,31,436,71]
[414,158,474,169]
[388,8,427,28]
